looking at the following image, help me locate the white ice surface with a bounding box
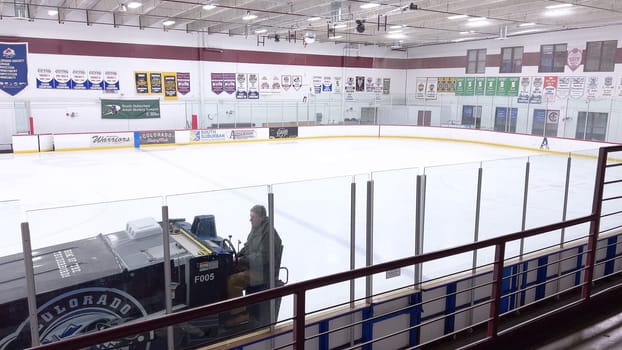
[0,138,603,317]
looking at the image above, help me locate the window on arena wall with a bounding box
[500,46,523,73]
[584,40,617,72]
[461,105,482,129]
[539,43,567,73]
[466,49,487,74]
[531,109,559,137]
[576,112,608,141]
[494,107,517,132]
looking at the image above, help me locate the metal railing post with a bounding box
[268,188,276,326]
[582,147,608,299]
[161,205,174,350]
[366,179,374,303]
[488,242,505,338]
[469,165,483,327]
[293,290,306,349]
[21,222,40,347]
[415,174,426,288]
[349,178,356,346]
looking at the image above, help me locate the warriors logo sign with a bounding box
[0,287,152,350]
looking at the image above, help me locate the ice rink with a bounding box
[0,137,603,316]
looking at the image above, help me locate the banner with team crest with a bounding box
[36,68,55,89]
[292,75,302,91]
[236,73,247,99]
[222,73,235,94]
[149,72,162,94]
[248,73,259,99]
[0,42,28,96]
[162,72,177,100]
[322,77,332,92]
[103,71,120,92]
[570,76,585,99]
[281,75,291,91]
[259,76,270,93]
[54,69,71,89]
[271,76,281,93]
[135,72,149,94]
[557,76,570,99]
[177,72,191,95]
[211,73,224,95]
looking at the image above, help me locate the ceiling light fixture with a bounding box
[390,25,404,29]
[202,4,217,10]
[47,9,58,16]
[519,22,536,27]
[387,33,406,39]
[360,3,381,9]
[467,17,487,22]
[333,23,347,29]
[544,8,572,16]
[242,11,257,20]
[162,20,175,26]
[308,16,321,22]
[546,3,573,9]
[447,14,468,20]
[329,35,343,39]
[127,2,142,9]
[255,28,267,34]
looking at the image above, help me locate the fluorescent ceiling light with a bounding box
[512,28,544,35]
[47,9,58,16]
[202,4,216,10]
[544,9,572,16]
[330,35,343,39]
[390,25,403,29]
[452,37,475,42]
[519,22,536,26]
[360,3,381,9]
[333,23,347,29]
[308,16,321,21]
[448,14,468,20]
[242,11,257,20]
[127,2,142,9]
[546,3,573,9]
[466,19,490,27]
[254,29,267,34]
[387,29,402,34]
[162,20,175,26]
[467,17,487,22]
[459,31,472,34]
[387,33,406,39]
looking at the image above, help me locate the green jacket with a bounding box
[238,217,282,286]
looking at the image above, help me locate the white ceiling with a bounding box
[4,1,622,49]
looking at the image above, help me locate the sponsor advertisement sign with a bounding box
[0,42,28,96]
[269,127,298,139]
[229,129,257,140]
[139,131,175,145]
[101,99,160,119]
[192,129,227,142]
[90,134,134,148]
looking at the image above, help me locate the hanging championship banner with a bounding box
[322,76,332,92]
[223,73,235,94]
[517,77,531,103]
[177,72,190,95]
[211,73,224,94]
[103,71,119,91]
[437,77,455,93]
[292,75,302,91]
[313,76,322,94]
[36,67,55,89]
[415,77,426,99]
[355,76,365,92]
[543,76,558,102]
[567,48,582,71]
[475,77,486,96]
[484,77,497,96]
[334,77,342,94]
[366,77,375,92]
[586,76,599,99]
[345,77,355,100]
[271,76,281,93]
[557,76,570,99]
[382,78,390,95]
[426,77,438,100]
[101,99,160,119]
[236,73,247,99]
[281,75,291,91]
[70,69,87,90]
[162,72,177,100]
[0,43,28,96]
[530,77,543,103]
[135,72,149,94]
[464,77,475,96]
[454,77,465,96]
[149,72,162,94]
[602,76,614,97]
[259,75,270,93]
[54,69,71,89]
[248,73,259,99]
[570,76,585,99]
[88,70,103,90]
